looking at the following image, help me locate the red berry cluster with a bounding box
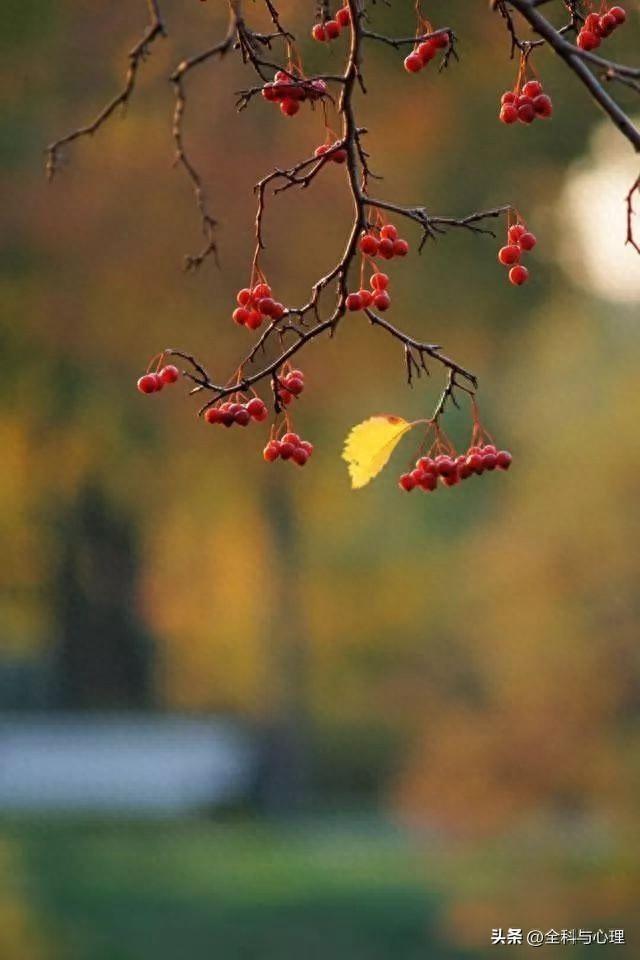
[399,444,512,493]
[233,282,286,330]
[346,271,391,313]
[204,396,268,427]
[499,80,553,125]
[263,432,314,466]
[137,364,180,394]
[261,72,328,118]
[403,32,449,73]
[578,6,626,50]
[498,222,537,286]
[311,6,351,42]
[358,223,409,261]
[274,368,305,406]
[314,140,347,164]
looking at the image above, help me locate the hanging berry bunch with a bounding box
[578,6,626,50]
[233,277,286,330]
[403,6,450,74]
[499,54,553,125]
[498,217,538,285]
[137,357,180,394]
[273,366,305,406]
[204,395,268,427]
[358,221,410,261]
[311,5,351,42]
[314,136,347,165]
[261,62,328,118]
[264,430,314,466]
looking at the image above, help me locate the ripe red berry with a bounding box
[578,30,600,50]
[482,452,498,470]
[501,91,516,105]
[245,310,263,330]
[237,288,252,306]
[247,397,268,421]
[204,407,220,424]
[233,307,250,326]
[332,147,347,164]
[497,450,512,470]
[519,231,537,251]
[436,457,455,478]
[380,224,398,241]
[609,6,626,25]
[312,23,327,41]
[598,12,617,35]
[500,105,518,125]
[282,432,300,446]
[522,80,543,99]
[279,441,295,460]
[417,40,436,64]
[346,292,363,312]
[377,238,394,259]
[359,234,379,256]
[517,101,535,124]
[159,364,180,384]
[371,272,389,290]
[280,98,300,116]
[358,289,373,308]
[404,53,423,74]
[278,389,293,405]
[432,32,449,49]
[252,283,271,299]
[466,453,483,474]
[286,376,304,396]
[292,447,309,466]
[262,83,278,101]
[508,224,526,244]
[235,407,251,427]
[271,302,286,320]
[336,6,351,27]
[399,473,415,492]
[325,19,341,39]
[498,244,520,266]
[393,238,409,257]
[373,291,391,311]
[137,374,158,394]
[420,471,438,492]
[533,94,553,118]
[509,265,529,286]
[584,13,601,31]
[263,441,280,462]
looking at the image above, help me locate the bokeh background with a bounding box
[2,1,640,957]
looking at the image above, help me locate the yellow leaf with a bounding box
[342,415,413,489]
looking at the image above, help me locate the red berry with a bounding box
[466,453,483,474]
[598,12,617,35]
[300,441,313,456]
[417,40,436,64]
[533,94,553,118]
[289,369,304,381]
[279,389,293,405]
[325,19,341,39]
[584,13,601,31]
[519,231,537,251]
[137,374,158,394]
[359,234,379,256]
[393,238,409,257]
[578,30,600,50]
[483,444,497,455]
[235,407,251,427]
[253,283,271,299]
[509,265,529,286]
[245,310,262,330]
[159,364,180,384]
[346,292,363,312]
[500,104,518,125]
[332,147,347,164]
[404,53,423,74]
[237,288,252,306]
[373,291,391,311]
[416,457,434,472]
[501,91,516,105]
[498,244,520,266]
[271,302,286,320]
[483,452,498,471]
[517,101,535,124]
[358,289,373,308]
[233,307,249,326]
[292,447,309,466]
[262,84,277,101]
[286,376,304,396]
[247,397,268,421]
[609,6,626,25]
[312,23,327,41]
[279,441,295,460]
[377,238,394,259]
[432,31,449,49]
[280,98,300,116]
[336,6,351,27]
[436,457,455,478]
[380,224,398,241]
[371,272,389,290]
[315,144,329,158]
[419,471,438,492]
[522,80,543,99]
[508,224,526,244]
[399,473,415,492]
[497,450,512,470]
[204,407,220,424]
[282,431,300,445]
[263,441,280,462]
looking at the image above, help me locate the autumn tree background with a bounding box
[1,1,640,958]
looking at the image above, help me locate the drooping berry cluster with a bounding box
[358,223,409,261]
[263,432,314,466]
[261,71,327,118]
[403,31,449,74]
[137,364,180,394]
[346,271,391,313]
[578,6,626,50]
[499,79,553,125]
[314,139,347,164]
[233,282,286,330]
[274,367,305,406]
[311,6,351,42]
[204,396,268,427]
[498,222,537,286]
[399,444,512,493]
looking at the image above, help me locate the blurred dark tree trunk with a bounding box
[51,481,154,710]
